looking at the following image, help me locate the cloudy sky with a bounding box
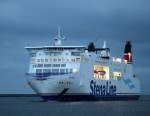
[0,0,150,94]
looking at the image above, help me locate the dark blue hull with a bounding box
[41,95,140,101]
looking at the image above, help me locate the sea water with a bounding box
[0,96,150,116]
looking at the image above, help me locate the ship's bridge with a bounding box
[25,45,86,59]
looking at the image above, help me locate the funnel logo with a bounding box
[124,53,132,63]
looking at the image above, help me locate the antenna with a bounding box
[52,27,65,46]
[58,26,61,38]
[102,41,106,48]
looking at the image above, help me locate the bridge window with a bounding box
[30,53,36,57]
[71,52,81,56]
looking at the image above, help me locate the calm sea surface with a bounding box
[0,96,150,116]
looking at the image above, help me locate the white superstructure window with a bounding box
[36,69,42,73]
[37,59,40,62]
[53,64,60,67]
[60,69,65,73]
[52,69,59,73]
[58,58,61,61]
[61,64,66,67]
[44,64,51,67]
[37,64,43,67]
[43,69,50,73]
[45,59,48,62]
[53,58,57,62]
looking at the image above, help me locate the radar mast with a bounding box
[53,27,65,46]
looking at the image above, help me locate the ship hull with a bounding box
[25,36,140,101]
[27,72,140,101]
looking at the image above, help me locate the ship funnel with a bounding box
[87,42,96,52]
[123,41,132,63]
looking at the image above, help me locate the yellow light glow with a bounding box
[73,68,78,73]
[113,71,122,77]
[94,65,109,80]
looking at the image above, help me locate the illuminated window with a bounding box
[93,65,109,80]
[113,71,122,80]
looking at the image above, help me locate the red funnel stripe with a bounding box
[124,52,132,63]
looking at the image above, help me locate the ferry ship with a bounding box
[25,29,140,100]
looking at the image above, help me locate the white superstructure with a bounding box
[25,29,140,100]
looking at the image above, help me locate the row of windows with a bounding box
[33,64,66,68]
[36,68,73,73]
[31,52,81,57]
[35,58,81,62]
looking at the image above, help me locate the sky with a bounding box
[0,0,150,94]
